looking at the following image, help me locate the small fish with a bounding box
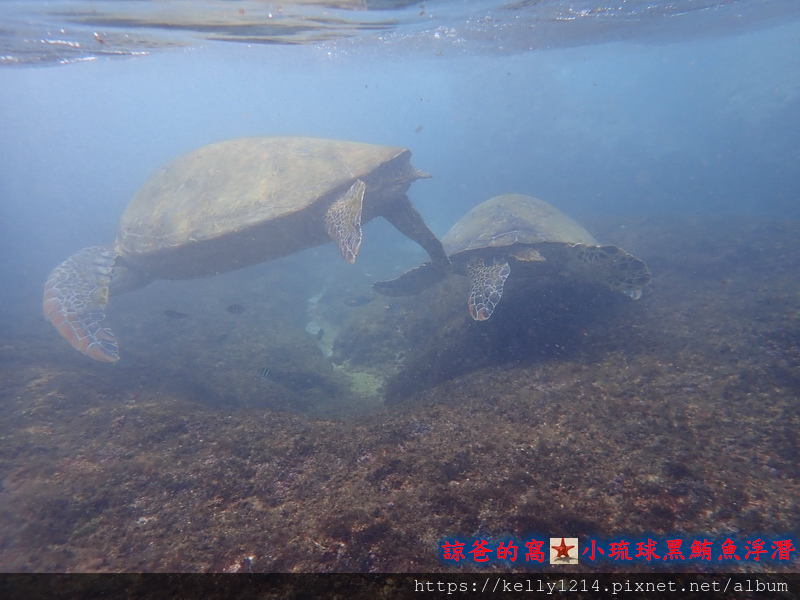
[258,367,271,380]
[226,303,246,314]
[385,301,399,311]
[164,309,189,319]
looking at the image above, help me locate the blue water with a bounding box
[0,0,797,373]
[2,3,799,281]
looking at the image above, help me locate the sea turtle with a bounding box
[44,136,450,362]
[374,193,650,320]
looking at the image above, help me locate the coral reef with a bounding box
[0,215,798,573]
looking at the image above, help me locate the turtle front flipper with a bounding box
[378,194,451,274]
[373,261,445,296]
[325,179,365,263]
[43,246,120,363]
[466,257,511,321]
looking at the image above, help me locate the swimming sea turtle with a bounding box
[374,193,650,320]
[44,136,450,362]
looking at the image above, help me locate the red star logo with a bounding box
[551,538,575,559]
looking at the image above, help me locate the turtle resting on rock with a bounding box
[44,136,450,362]
[374,193,651,320]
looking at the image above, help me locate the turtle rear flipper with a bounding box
[43,246,120,363]
[373,261,447,296]
[467,257,510,321]
[567,244,651,299]
[325,179,366,264]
